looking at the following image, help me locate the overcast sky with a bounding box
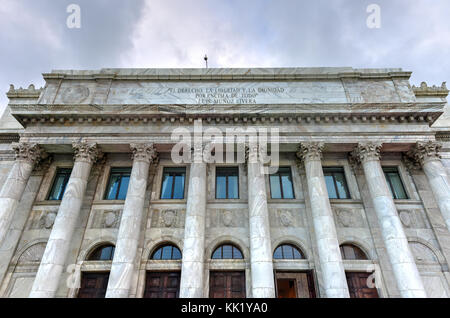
[1,0,449,118]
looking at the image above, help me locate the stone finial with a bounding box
[6,84,43,98]
[72,142,103,163]
[296,142,324,162]
[12,143,48,166]
[412,81,449,97]
[350,142,382,165]
[406,141,442,167]
[130,143,159,164]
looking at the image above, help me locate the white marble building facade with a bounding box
[0,67,449,298]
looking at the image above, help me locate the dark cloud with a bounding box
[1,0,449,122]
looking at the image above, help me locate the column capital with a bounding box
[130,143,159,164]
[406,141,442,167]
[350,142,382,165]
[72,142,103,164]
[296,142,324,163]
[12,142,47,166]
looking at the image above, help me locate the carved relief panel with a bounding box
[150,208,186,228]
[26,210,58,230]
[397,209,431,229]
[269,208,305,228]
[89,209,123,229]
[207,209,248,228]
[332,207,365,228]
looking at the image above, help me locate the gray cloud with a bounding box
[1,0,449,122]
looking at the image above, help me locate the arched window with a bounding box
[340,244,368,260]
[273,244,304,259]
[212,244,243,259]
[87,244,115,261]
[151,244,182,260]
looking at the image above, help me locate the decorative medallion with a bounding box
[162,210,176,227]
[398,210,412,227]
[222,210,233,227]
[279,210,293,227]
[43,212,56,229]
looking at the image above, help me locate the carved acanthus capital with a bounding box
[72,142,103,164]
[296,142,324,163]
[406,141,442,167]
[12,143,48,166]
[130,143,159,164]
[350,142,382,165]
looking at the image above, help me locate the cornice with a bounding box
[14,113,441,127]
[42,69,412,81]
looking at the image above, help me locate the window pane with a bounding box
[233,247,243,259]
[273,247,283,259]
[284,245,295,259]
[173,174,185,199]
[222,245,233,259]
[117,175,130,200]
[106,174,121,200]
[216,175,227,199]
[293,248,302,259]
[161,174,174,199]
[172,247,182,260]
[48,169,71,200]
[388,173,408,199]
[228,175,239,199]
[324,175,338,199]
[48,175,66,200]
[152,248,162,260]
[270,175,282,199]
[99,246,114,260]
[212,248,222,259]
[161,246,172,260]
[334,172,350,199]
[281,174,294,199]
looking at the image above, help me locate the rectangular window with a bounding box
[48,168,72,200]
[269,167,295,199]
[383,167,408,199]
[323,167,351,199]
[161,167,186,199]
[105,168,131,200]
[216,167,239,199]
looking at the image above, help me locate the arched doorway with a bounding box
[77,244,115,298]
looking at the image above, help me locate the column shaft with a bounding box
[106,144,156,298]
[179,161,207,298]
[354,142,426,298]
[0,143,44,246]
[247,146,275,298]
[29,142,101,298]
[298,143,349,298]
[408,141,450,232]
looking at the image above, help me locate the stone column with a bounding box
[351,142,426,298]
[0,143,46,246]
[29,142,102,298]
[106,144,158,298]
[297,143,349,298]
[407,141,450,232]
[179,144,207,298]
[246,144,275,298]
